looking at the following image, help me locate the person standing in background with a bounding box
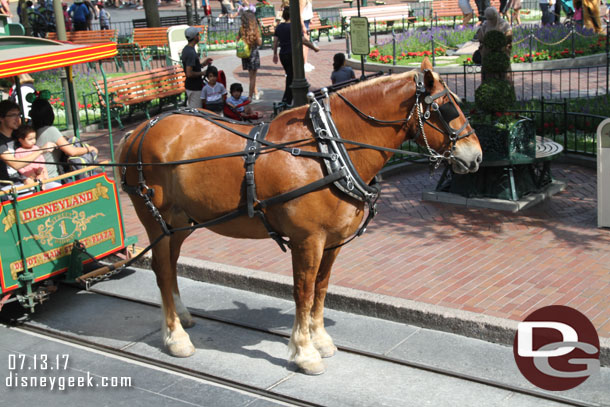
[475,0,491,22]
[217,0,234,24]
[508,0,522,25]
[300,0,314,72]
[458,0,474,26]
[181,26,214,108]
[69,0,90,31]
[62,2,72,31]
[273,7,294,105]
[97,2,109,29]
[237,10,262,100]
[83,0,97,30]
[273,7,319,105]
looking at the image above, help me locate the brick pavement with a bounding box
[83,38,610,340]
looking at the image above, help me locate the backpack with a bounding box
[236,39,251,59]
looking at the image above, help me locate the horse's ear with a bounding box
[420,57,433,72]
[423,69,435,91]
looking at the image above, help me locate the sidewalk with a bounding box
[83,38,610,347]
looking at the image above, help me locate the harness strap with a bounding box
[244,123,269,218]
[258,168,348,209]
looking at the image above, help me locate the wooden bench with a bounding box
[339,4,414,38]
[258,16,277,48]
[431,0,501,27]
[308,12,332,42]
[47,29,117,44]
[117,26,207,71]
[131,14,189,29]
[94,65,185,129]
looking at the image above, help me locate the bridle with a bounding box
[335,71,474,168]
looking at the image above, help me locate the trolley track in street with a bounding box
[37,283,598,407]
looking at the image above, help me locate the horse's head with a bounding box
[411,58,482,174]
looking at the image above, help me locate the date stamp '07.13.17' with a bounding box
[4,353,132,391]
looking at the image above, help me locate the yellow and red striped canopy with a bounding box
[0,36,117,78]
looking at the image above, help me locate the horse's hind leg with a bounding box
[288,237,326,375]
[310,247,340,358]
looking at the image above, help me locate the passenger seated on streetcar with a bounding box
[0,100,54,193]
[29,98,99,181]
[14,124,49,188]
[200,66,227,114]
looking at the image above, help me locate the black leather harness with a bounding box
[121,73,471,254]
[121,108,349,252]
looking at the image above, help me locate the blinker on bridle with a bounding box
[414,73,474,165]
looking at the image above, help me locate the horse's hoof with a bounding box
[299,360,326,375]
[317,344,337,358]
[167,340,196,358]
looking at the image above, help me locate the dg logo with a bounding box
[513,305,600,391]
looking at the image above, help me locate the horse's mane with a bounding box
[338,69,420,96]
[273,69,438,120]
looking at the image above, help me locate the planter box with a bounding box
[473,117,536,163]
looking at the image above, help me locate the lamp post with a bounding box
[289,0,309,106]
[186,0,194,25]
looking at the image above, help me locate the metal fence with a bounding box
[439,64,610,102]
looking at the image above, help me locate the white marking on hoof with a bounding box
[165,330,195,358]
[298,359,326,375]
[162,317,195,358]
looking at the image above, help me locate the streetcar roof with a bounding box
[0,36,117,78]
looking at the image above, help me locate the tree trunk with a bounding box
[144,0,161,27]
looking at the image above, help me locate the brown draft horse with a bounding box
[118,59,482,375]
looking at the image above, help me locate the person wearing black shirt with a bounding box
[181,26,213,108]
[272,7,318,106]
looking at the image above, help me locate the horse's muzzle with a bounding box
[451,151,482,174]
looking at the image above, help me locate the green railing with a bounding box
[512,99,606,156]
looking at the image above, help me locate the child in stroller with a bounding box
[224,82,261,121]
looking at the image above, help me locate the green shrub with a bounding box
[475,79,516,113]
[482,52,511,73]
[482,30,508,51]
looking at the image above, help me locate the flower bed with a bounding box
[367,24,605,66]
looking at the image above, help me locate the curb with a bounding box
[127,253,610,366]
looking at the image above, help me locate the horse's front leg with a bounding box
[169,229,195,329]
[289,236,326,375]
[310,246,341,358]
[151,236,195,358]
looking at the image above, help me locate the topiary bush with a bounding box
[482,30,509,52]
[475,30,515,115]
[474,79,516,113]
[482,52,510,73]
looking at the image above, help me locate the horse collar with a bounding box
[308,90,380,205]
